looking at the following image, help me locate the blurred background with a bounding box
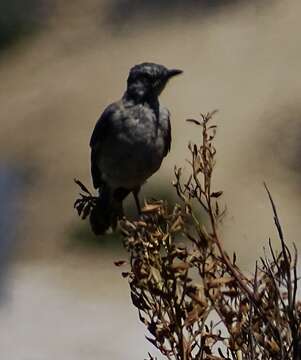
[1,0,301,358]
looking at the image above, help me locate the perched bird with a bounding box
[89,62,182,234]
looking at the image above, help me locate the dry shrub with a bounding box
[119,112,301,360]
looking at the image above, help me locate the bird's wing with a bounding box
[90,103,118,189]
[161,107,171,157]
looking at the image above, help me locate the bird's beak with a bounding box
[166,69,183,79]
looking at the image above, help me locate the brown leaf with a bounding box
[150,266,162,284]
[75,201,85,217]
[82,203,91,219]
[74,178,91,195]
[211,191,223,198]
[170,216,184,233]
[73,198,82,209]
[145,336,158,347]
[171,260,190,271]
[131,291,150,310]
[223,289,239,298]
[208,277,235,288]
[266,338,280,353]
[136,221,148,227]
[185,306,200,326]
[114,260,126,267]
[188,291,208,308]
[142,203,162,213]
[186,118,201,126]
[193,154,202,173]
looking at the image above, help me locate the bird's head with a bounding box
[126,62,183,102]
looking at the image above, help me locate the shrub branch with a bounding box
[119,111,301,360]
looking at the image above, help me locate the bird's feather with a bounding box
[90,103,117,189]
[164,113,171,156]
[159,107,171,157]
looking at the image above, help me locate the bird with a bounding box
[89,62,183,235]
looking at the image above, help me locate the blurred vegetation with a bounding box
[263,105,301,174]
[0,0,47,51]
[106,0,270,30]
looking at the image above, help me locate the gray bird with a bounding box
[89,62,182,234]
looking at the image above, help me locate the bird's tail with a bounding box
[89,185,129,235]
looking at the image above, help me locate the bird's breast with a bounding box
[98,107,167,188]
